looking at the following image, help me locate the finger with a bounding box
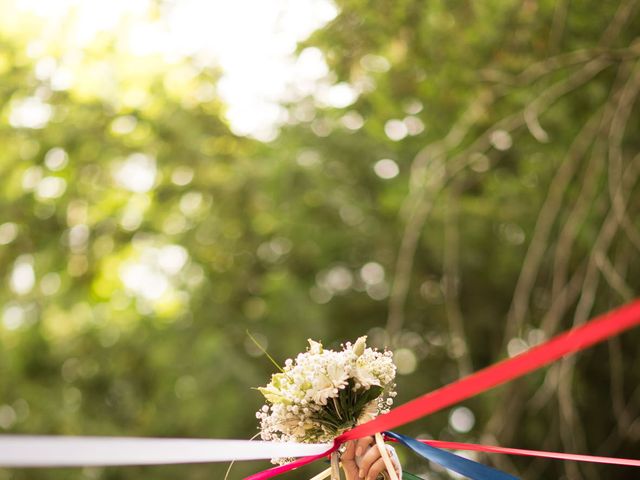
[366,457,387,480]
[355,436,374,457]
[358,443,381,477]
[342,440,356,461]
[385,445,402,475]
[341,441,359,480]
[342,460,359,480]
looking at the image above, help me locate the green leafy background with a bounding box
[1,1,639,479]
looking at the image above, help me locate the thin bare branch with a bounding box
[600,0,640,47]
[502,108,602,344]
[388,56,615,337]
[442,185,473,376]
[549,0,571,53]
[595,251,635,300]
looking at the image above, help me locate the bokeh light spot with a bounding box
[360,262,385,285]
[171,166,194,186]
[373,159,399,179]
[113,153,157,193]
[360,54,390,73]
[449,406,475,433]
[9,97,52,129]
[490,129,513,151]
[40,272,61,296]
[0,223,18,245]
[44,147,69,171]
[394,348,418,375]
[10,256,35,295]
[507,337,528,357]
[0,405,17,430]
[36,176,67,200]
[384,119,408,141]
[2,304,25,330]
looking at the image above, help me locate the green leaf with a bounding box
[402,471,424,480]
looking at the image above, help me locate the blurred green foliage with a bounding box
[1,1,640,479]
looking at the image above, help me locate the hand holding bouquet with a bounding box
[341,436,402,480]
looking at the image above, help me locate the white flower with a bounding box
[311,377,336,405]
[353,336,367,356]
[326,354,349,388]
[354,361,381,388]
[308,338,323,354]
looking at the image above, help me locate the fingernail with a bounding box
[358,469,364,478]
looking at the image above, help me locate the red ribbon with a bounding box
[245,300,640,479]
[414,440,640,467]
[244,446,339,480]
[338,299,640,441]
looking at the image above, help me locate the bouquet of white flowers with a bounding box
[255,336,396,469]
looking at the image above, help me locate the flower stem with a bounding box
[332,397,343,420]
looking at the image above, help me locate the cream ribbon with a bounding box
[0,435,331,467]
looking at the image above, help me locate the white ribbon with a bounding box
[0,435,331,467]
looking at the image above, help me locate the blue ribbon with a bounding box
[385,431,519,480]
